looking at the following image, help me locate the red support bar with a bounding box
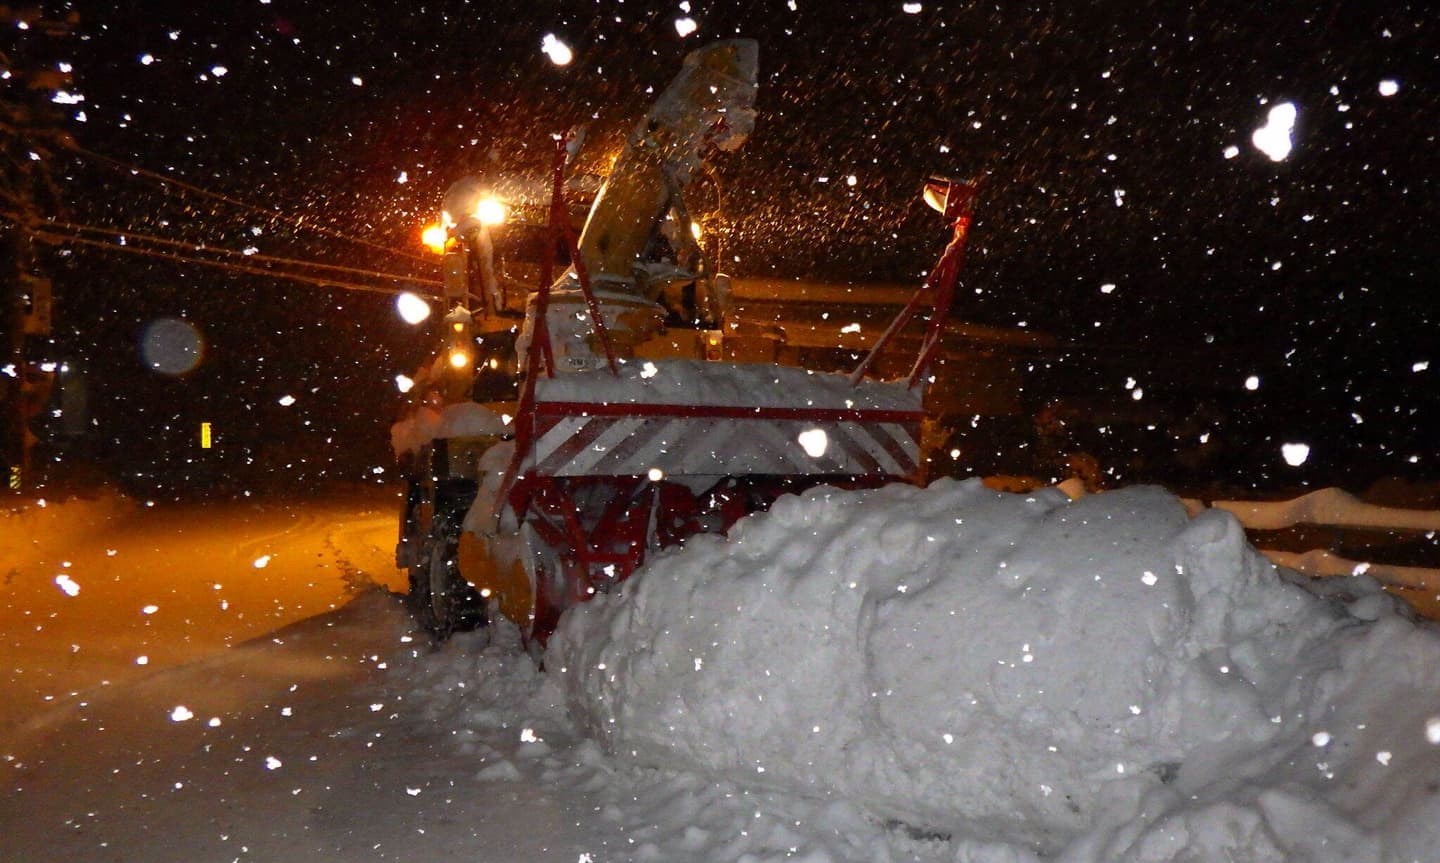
[526,476,655,613]
[907,208,972,389]
[548,134,620,376]
[493,134,599,526]
[533,400,926,425]
[846,281,932,386]
[849,178,979,389]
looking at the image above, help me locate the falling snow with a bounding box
[3,5,1437,860]
[1252,101,1298,162]
[541,33,574,66]
[1282,442,1311,467]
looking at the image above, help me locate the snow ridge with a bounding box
[548,479,1440,862]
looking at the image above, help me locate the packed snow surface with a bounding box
[536,359,924,412]
[550,479,1440,862]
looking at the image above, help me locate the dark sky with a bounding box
[11,0,1438,489]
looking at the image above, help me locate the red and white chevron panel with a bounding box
[525,402,920,479]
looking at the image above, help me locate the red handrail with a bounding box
[849,178,979,390]
[542,133,619,376]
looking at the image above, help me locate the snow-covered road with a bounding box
[1,592,604,862]
[1,584,927,863]
[0,486,407,746]
[1,489,601,861]
[1,490,837,863]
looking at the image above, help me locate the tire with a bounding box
[414,528,487,641]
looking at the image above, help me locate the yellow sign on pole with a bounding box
[200,422,212,449]
[8,465,20,491]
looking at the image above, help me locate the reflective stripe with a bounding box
[528,415,918,477]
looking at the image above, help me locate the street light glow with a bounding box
[421,223,448,253]
[448,349,471,369]
[396,292,432,324]
[475,197,506,226]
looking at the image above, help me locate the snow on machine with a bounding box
[394,40,977,643]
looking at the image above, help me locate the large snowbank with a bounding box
[550,479,1440,862]
[1,490,137,554]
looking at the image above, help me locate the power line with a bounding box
[37,217,440,287]
[69,145,433,265]
[32,228,443,299]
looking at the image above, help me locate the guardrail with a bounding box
[1186,486,1439,596]
[1049,480,1440,600]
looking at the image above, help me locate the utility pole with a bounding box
[1,5,75,493]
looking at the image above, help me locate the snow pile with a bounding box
[1,489,136,550]
[390,402,509,457]
[537,359,923,412]
[387,621,966,862]
[390,405,442,457]
[550,480,1440,862]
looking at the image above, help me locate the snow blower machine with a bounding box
[394,40,978,644]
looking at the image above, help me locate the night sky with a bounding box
[9,0,1437,492]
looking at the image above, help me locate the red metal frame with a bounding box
[493,143,960,645]
[526,478,648,587]
[535,400,925,424]
[518,475,661,641]
[494,135,626,527]
[517,470,899,644]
